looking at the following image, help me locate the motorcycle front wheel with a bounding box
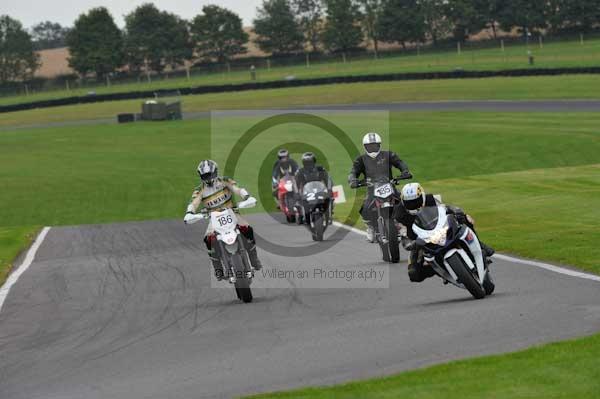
[446,253,485,299]
[311,212,324,241]
[231,253,253,303]
[378,218,400,263]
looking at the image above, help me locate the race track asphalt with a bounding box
[1,214,599,399]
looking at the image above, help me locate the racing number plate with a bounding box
[211,209,237,229]
[374,183,393,198]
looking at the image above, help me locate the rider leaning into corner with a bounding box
[399,182,495,282]
[295,152,335,222]
[184,160,262,280]
[348,132,412,242]
[272,149,299,199]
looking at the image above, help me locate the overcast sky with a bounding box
[2,0,264,29]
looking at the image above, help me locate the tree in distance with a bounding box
[125,3,193,74]
[444,0,488,42]
[0,15,40,84]
[66,7,124,80]
[378,0,426,49]
[31,21,69,50]
[420,0,452,45]
[322,0,364,54]
[358,0,384,57]
[254,0,305,55]
[191,5,249,63]
[291,0,324,53]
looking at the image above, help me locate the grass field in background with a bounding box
[427,164,600,274]
[246,332,600,399]
[1,36,600,107]
[2,75,600,128]
[1,112,599,275]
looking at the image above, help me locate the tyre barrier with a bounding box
[117,113,135,123]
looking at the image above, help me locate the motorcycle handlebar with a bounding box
[352,173,412,189]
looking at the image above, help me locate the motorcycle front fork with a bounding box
[218,245,254,284]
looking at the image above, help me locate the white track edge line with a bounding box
[333,221,600,283]
[0,226,51,313]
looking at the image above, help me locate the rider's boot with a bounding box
[210,254,225,281]
[480,241,495,258]
[240,225,262,271]
[407,250,435,282]
[364,219,375,243]
[247,244,262,271]
[205,235,225,281]
[395,221,407,239]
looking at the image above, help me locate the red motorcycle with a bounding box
[277,173,298,223]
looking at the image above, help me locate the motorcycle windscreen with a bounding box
[414,206,440,231]
[302,181,328,196]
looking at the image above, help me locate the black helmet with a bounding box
[197,159,218,186]
[302,152,316,170]
[277,149,289,160]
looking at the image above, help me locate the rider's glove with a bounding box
[184,212,205,224]
[184,212,196,224]
[401,237,416,251]
[240,188,250,200]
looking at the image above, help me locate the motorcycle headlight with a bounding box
[426,225,449,246]
[284,181,293,191]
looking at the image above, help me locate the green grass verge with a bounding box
[2,75,600,128]
[0,226,39,286]
[1,112,598,272]
[245,332,600,399]
[2,36,600,106]
[427,164,600,275]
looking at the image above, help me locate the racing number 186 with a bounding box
[218,215,233,226]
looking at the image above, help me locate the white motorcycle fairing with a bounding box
[452,226,486,284]
[211,208,240,251]
[412,206,449,245]
[413,206,487,287]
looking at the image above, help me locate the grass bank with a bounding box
[0,227,38,286]
[2,36,600,107]
[246,332,600,399]
[2,75,600,128]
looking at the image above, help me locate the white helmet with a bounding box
[197,159,218,186]
[362,132,382,158]
[401,183,426,215]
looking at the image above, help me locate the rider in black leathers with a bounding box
[348,132,412,242]
[295,152,332,192]
[295,152,334,223]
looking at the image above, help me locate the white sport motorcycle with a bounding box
[185,197,258,303]
[412,205,495,299]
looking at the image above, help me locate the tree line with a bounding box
[1,0,599,83]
